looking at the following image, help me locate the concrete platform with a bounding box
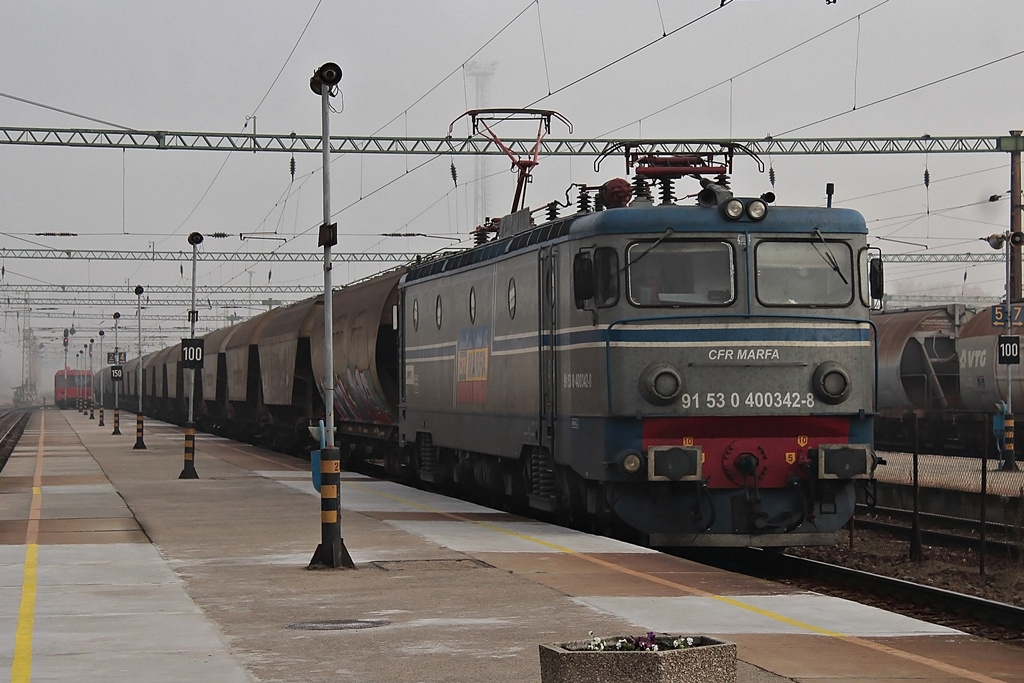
[873,450,1024,526]
[2,407,1023,682]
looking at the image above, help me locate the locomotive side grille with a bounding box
[406,218,575,283]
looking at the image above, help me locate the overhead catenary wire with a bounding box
[167,0,328,287]
[248,0,742,268]
[248,0,324,119]
[600,0,892,137]
[0,91,137,131]
[5,2,1020,318]
[780,47,1024,136]
[253,0,742,247]
[213,1,544,290]
[838,164,1006,203]
[527,0,736,107]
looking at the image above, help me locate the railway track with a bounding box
[342,443,1024,643]
[681,547,1024,645]
[854,505,1021,559]
[0,407,32,473]
[767,551,1024,642]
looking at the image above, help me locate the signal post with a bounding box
[133,285,146,450]
[179,232,203,479]
[986,225,1023,471]
[88,338,95,419]
[307,61,354,570]
[112,312,122,435]
[97,330,105,426]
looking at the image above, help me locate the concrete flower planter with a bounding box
[538,635,736,683]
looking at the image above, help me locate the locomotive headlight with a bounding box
[639,363,684,405]
[621,452,644,474]
[812,361,852,404]
[746,198,769,221]
[723,198,745,220]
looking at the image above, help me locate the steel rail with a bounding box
[0,408,31,474]
[771,551,1024,633]
[854,505,1021,559]
[688,547,1024,635]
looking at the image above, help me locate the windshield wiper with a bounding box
[627,228,674,270]
[811,228,849,285]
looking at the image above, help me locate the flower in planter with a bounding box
[540,632,738,683]
[576,631,697,652]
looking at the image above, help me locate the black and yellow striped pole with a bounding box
[82,344,89,413]
[98,330,105,426]
[308,445,354,569]
[179,422,199,479]
[133,412,146,450]
[132,285,147,450]
[1002,413,1016,471]
[89,338,95,419]
[112,312,122,435]
[307,63,354,570]
[180,233,203,480]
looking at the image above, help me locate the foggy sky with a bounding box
[2,0,1023,397]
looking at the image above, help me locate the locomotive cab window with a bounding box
[627,240,734,307]
[755,239,854,306]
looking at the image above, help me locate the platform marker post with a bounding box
[61,328,68,408]
[98,330,105,426]
[989,131,1024,470]
[180,233,202,479]
[984,225,1021,470]
[1004,226,1017,472]
[308,61,354,570]
[133,285,147,450]
[77,350,84,413]
[112,312,121,435]
[88,338,95,419]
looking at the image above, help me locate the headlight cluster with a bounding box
[722,197,770,222]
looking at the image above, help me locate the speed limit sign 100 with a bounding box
[998,335,1021,365]
[181,338,205,369]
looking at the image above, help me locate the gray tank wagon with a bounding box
[873,304,1021,454]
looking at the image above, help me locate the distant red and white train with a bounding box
[54,369,93,409]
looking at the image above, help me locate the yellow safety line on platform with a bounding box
[346,480,1006,683]
[12,411,45,682]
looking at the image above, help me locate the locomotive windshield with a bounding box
[627,241,734,306]
[755,239,854,306]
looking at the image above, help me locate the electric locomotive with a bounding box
[126,135,883,549]
[54,368,93,409]
[398,144,883,546]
